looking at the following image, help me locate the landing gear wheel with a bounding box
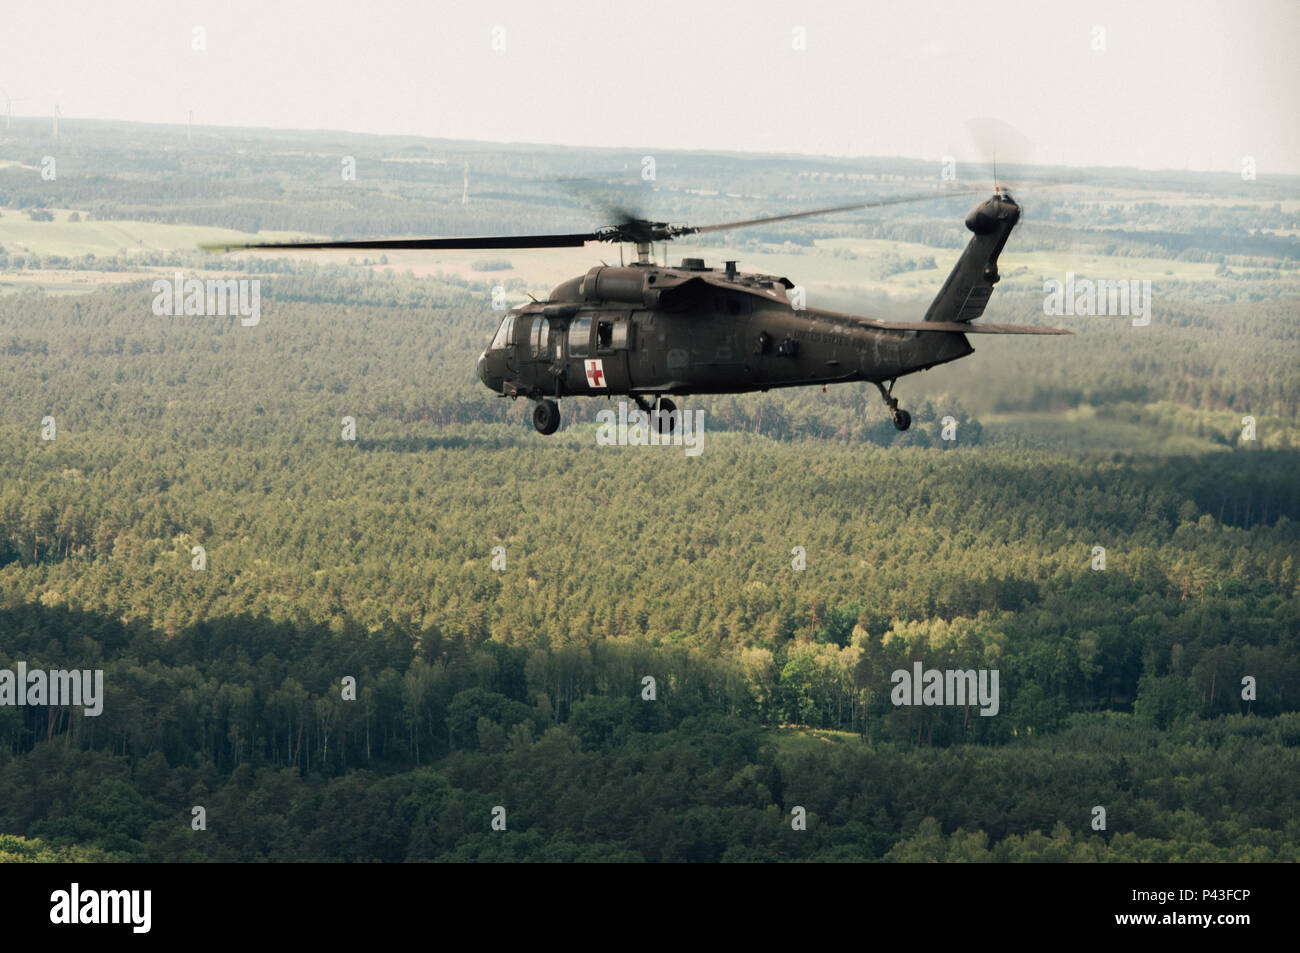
[874,380,910,434]
[532,399,561,435]
[653,397,678,435]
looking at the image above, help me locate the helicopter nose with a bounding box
[477,349,503,391]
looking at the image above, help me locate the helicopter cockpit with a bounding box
[489,314,515,350]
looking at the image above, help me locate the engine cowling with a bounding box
[579,266,652,305]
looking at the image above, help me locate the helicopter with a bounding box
[204,187,1068,435]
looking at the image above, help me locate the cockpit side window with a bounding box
[491,315,514,350]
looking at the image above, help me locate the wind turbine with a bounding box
[0,88,27,132]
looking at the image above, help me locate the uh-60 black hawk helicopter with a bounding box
[208,187,1068,435]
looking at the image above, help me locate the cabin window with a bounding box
[529,317,550,359]
[568,316,591,358]
[595,318,632,351]
[491,315,514,350]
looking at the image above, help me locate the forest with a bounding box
[0,121,1296,861]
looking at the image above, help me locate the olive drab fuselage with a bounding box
[476,261,974,400]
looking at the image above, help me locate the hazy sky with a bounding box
[5,0,1298,174]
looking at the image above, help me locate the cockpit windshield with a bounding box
[490,315,514,350]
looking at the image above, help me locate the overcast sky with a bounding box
[4,0,1298,174]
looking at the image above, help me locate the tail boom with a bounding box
[924,191,1021,324]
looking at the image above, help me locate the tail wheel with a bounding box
[532,399,561,435]
[892,409,912,432]
[653,397,678,435]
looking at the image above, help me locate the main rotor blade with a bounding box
[200,232,597,253]
[199,188,991,254]
[689,190,982,235]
